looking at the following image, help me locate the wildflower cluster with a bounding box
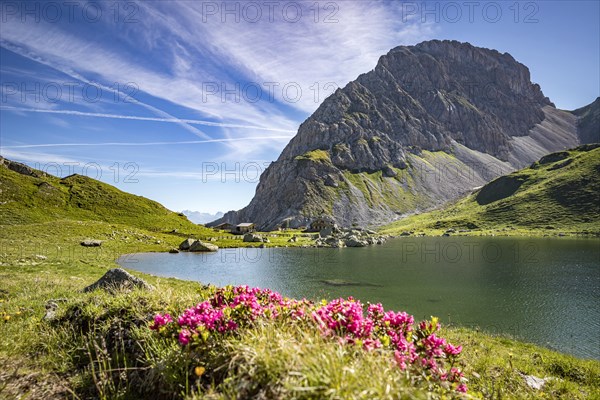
[312,298,467,392]
[151,285,467,393]
[150,286,311,346]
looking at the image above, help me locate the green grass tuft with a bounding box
[294,149,331,163]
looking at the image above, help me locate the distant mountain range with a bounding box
[210,40,599,230]
[181,210,224,225]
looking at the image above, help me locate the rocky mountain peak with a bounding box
[280,40,551,167]
[211,40,589,230]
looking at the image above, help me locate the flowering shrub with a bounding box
[151,285,467,393]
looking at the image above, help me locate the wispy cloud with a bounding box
[0,19,298,133]
[160,1,437,112]
[114,1,436,157]
[0,148,80,165]
[0,39,214,139]
[0,1,435,150]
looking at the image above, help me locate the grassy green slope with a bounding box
[0,159,317,248]
[0,159,214,234]
[381,144,600,236]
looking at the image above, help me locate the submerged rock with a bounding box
[321,279,383,287]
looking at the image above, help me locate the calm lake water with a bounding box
[119,237,600,360]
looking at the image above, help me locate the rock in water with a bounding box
[83,268,153,292]
[188,240,219,252]
[179,238,196,250]
[325,237,345,248]
[345,236,367,247]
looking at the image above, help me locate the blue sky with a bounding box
[1,1,598,215]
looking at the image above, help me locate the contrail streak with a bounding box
[0,41,212,139]
[0,106,297,133]
[1,136,294,148]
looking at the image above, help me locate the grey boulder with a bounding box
[179,238,196,250]
[81,239,102,247]
[325,237,345,248]
[243,233,264,243]
[345,236,367,247]
[319,227,334,238]
[189,240,219,252]
[83,268,153,292]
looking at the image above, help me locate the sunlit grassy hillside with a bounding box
[381,144,600,236]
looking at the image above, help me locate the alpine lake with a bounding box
[119,236,600,360]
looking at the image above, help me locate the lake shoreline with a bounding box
[186,228,600,251]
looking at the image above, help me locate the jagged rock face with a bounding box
[572,97,600,144]
[212,40,586,230]
[281,40,550,167]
